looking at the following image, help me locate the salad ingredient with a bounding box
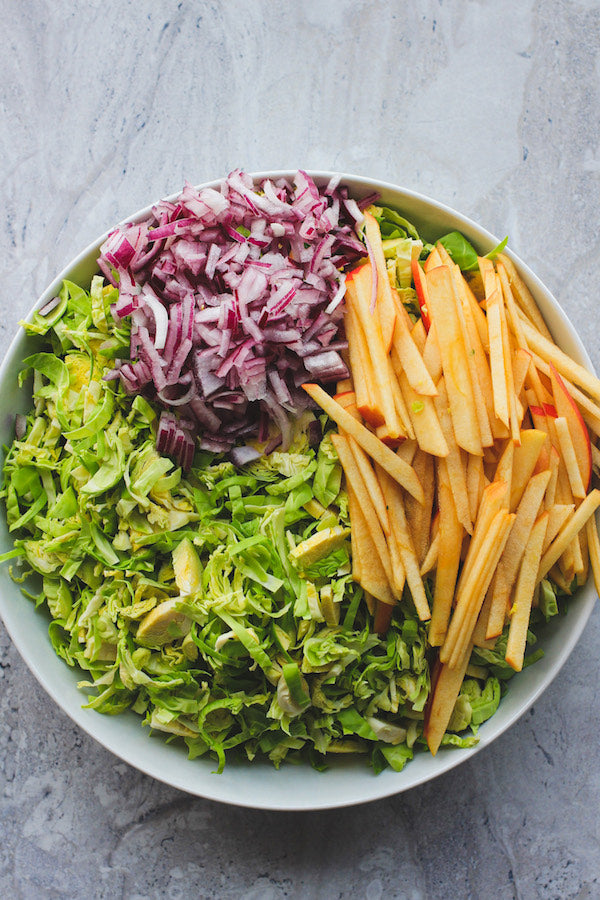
[301,383,424,503]
[100,171,366,463]
[306,206,600,755]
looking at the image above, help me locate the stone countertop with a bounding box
[2,1,600,897]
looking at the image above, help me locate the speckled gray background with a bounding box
[2,1,600,897]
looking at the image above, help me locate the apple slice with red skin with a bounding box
[345,262,368,284]
[411,257,431,331]
[549,362,592,491]
[373,600,393,634]
[375,424,405,449]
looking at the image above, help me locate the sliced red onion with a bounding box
[343,197,364,224]
[303,350,349,382]
[325,274,346,315]
[142,288,169,350]
[15,414,27,440]
[98,170,365,468]
[38,296,62,317]
[229,445,262,467]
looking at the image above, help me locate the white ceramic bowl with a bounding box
[0,173,596,810]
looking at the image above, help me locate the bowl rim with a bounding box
[0,170,596,811]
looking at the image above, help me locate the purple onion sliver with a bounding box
[14,414,27,440]
[229,445,262,467]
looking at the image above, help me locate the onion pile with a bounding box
[100,171,366,468]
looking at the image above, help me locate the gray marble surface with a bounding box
[2,1,600,897]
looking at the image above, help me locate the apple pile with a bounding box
[305,215,600,756]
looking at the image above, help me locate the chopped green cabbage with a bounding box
[0,279,436,772]
[0,273,568,774]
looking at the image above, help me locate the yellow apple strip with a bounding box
[338,306,371,422]
[387,520,408,598]
[424,645,472,756]
[505,512,550,671]
[302,383,424,503]
[390,291,437,396]
[386,355,414,439]
[478,255,497,298]
[440,249,488,350]
[347,437,391,535]
[497,260,529,348]
[454,480,508,597]
[509,429,548,510]
[554,416,587,499]
[396,438,418,465]
[335,391,362,422]
[424,245,443,271]
[543,416,580,580]
[542,504,574,554]
[517,314,600,404]
[544,446,560,510]
[411,317,427,353]
[336,377,353,394]
[396,364,449,458]
[472,588,497,650]
[484,260,519,439]
[347,484,363,583]
[429,459,464,646]
[499,273,538,426]
[454,274,496,441]
[344,301,379,425]
[570,531,585,578]
[432,240,453,267]
[443,510,515,669]
[486,469,551,639]
[363,591,376,616]
[428,251,493,448]
[467,453,485,524]
[548,564,575,595]
[494,440,514,500]
[433,377,472,533]
[483,444,500,470]
[405,448,436,566]
[577,519,589,586]
[423,321,443,382]
[459,316,495,448]
[363,210,397,352]
[420,531,440,577]
[377,466,431,621]
[497,253,554,340]
[537,489,600,583]
[486,287,510,429]
[331,434,396,596]
[346,269,401,437]
[348,490,397,608]
[498,265,537,441]
[585,516,600,597]
[426,265,482,455]
[593,442,600,470]
[512,348,532,401]
[499,285,521,445]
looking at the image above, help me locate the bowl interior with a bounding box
[0,173,595,810]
